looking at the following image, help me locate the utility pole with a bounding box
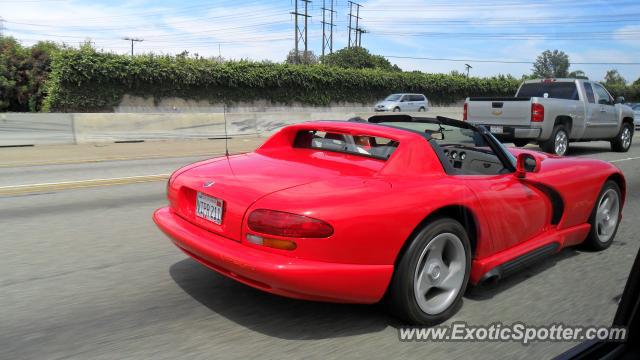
[123,37,143,56]
[321,0,336,57]
[465,63,472,78]
[347,1,362,48]
[291,0,311,63]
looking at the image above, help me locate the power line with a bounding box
[321,0,336,56]
[382,55,640,65]
[291,0,311,62]
[123,37,143,56]
[347,1,362,48]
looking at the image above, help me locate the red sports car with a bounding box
[153,115,625,325]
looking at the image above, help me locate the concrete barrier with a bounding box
[0,113,75,146]
[0,107,463,146]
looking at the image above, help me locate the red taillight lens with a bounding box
[247,209,334,238]
[463,103,468,121]
[531,103,544,122]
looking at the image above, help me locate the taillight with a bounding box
[463,103,468,121]
[247,209,334,238]
[531,103,544,122]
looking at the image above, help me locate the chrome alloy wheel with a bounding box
[595,188,620,243]
[413,233,466,315]
[554,130,568,156]
[621,126,632,150]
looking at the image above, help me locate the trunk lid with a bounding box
[172,151,384,241]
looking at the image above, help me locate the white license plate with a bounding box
[195,192,223,225]
[490,126,503,134]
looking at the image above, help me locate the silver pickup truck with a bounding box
[464,78,635,156]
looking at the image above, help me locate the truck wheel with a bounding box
[611,123,633,152]
[387,218,471,325]
[540,125,569,156]
[513,140,529,147]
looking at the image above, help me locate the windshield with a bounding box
[633,104,640,111]
[383,121,516,174]
[385,94,402,101]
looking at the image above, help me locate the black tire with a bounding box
[513,140,529,147]
[583,181,622,251]
[393,107,401,112]
[540,124,569,156]
[388,218,471,326]
[418,107,426,112]
[611,122,633,153]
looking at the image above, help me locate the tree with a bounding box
[532,50,569,78]
[568,70,587,79]
[604,69,626,86]
[285,49,318,65]
[0,36,59,112]
[320,47,401,71]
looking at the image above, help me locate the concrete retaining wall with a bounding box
[0,107,463,146]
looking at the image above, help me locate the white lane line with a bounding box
[0,174,171,190]
[610,156,640,163]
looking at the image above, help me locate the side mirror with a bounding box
[615,96,625,104]
[515,153,540,179]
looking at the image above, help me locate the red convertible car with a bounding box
[154,115,625,325]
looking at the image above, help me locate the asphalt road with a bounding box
[2,139,640,360]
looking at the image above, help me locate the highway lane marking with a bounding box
[0,174,170,196]
[0,152,222,168]
[610,156,640,163]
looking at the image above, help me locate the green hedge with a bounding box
[43,48,526,112]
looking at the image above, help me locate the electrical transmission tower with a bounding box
[291,0,311,63]
[347,1,362,48]
[123,37,143,56]
[321,0,336,57]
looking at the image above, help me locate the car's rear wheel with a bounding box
[418,107,426,112]
[584,180,622,251]
[388,218,471,325]
[611,123,633,152]
[540,124,569,156]
[393,107,401,112]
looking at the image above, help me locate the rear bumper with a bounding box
[479,125,542,140]
[153,207,393,303]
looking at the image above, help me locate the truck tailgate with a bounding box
[466,98,531,126]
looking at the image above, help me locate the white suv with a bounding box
[374,93,429,112]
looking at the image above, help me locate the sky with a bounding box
[1,0,639,82]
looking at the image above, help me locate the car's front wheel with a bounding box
[393,107,401,112]
[388,218,471,325]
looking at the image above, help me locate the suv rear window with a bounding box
[293,130,398,160]
[517,82,579,100]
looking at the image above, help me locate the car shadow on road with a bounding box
[169,258,396,340]
[464,247,582,301]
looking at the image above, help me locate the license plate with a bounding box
[195,192,223,225]
[490,126,503,134]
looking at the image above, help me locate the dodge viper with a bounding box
[153,114,625,325]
